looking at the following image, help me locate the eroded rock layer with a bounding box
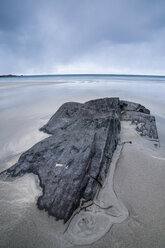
[120,100,158,139]
[0,98,159,222]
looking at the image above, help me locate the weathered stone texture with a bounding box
[121,101,158,139]
[2,98,120,222]
[0,98,159,222]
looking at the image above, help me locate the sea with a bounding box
[0,74,165,248]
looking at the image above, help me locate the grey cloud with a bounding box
[0,0,165,74]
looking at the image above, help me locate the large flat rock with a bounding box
[0,98,159,222]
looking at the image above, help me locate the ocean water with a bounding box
[0,74,165,248]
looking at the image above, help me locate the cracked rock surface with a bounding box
[120,101,158,139]
[0,98,159,222]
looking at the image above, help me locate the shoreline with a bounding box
[1,73,165,78]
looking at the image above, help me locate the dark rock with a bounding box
[0,97,159,222]
[120,100,150,114]
[121,110,158,139]
[1,98,120,223]
[40,98,121,135]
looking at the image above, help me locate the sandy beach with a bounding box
[0,76,165,248]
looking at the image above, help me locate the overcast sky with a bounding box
[0,0,165,75]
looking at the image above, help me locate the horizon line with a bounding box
[1,73,165,78]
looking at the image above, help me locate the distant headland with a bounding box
[0,74,23,78]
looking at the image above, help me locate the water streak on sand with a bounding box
[151,156,165,161]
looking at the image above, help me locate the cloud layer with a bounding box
[0,0,165,75]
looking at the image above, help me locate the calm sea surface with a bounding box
[0,74,165,248]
